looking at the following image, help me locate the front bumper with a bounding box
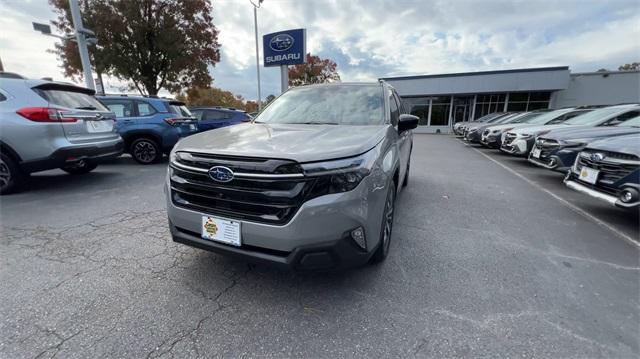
[564,171,640,209]
[500,138,532,156]
[166,172,390,271]
[20,137,124,173]
[480,134,500,148]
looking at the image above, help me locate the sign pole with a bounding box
[69,0,95,90]
[280,65,288,94]
[253,5,262,111]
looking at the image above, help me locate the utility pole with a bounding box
[251,0,263,110]
[69,0,95,90]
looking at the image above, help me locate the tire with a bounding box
[130,138,161,164]
[61,160,98,175]
[0,153,25,195]
[370,180,396,264]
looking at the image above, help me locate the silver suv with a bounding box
[166,82,418,270]
[0,75,124,194]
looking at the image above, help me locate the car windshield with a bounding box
[492,113,521,124]
[35,88,109,111]
[168,103,194,118]
[256,85,384,125]
[523,109,574,125]
[504,112,544,124]
[618,116,640,127]
[563,107,630,125]
[477,113,503,122]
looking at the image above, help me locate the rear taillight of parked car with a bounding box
[164,118,192,126]
[16,107,78,123]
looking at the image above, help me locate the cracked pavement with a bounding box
[1,135,638,358]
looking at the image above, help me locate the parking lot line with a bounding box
[466,143,639,248]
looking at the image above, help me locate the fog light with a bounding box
[350,227,366,250]
[620,188,638,203]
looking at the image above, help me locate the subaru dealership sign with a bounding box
[263,29,306,67]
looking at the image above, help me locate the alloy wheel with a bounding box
[382,187,395,256]
[0,158,10,190]
[133,141,157,163]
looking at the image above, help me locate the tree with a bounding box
[244,101,259,113]
[178,87,259,112]
[49,0,221,95]
[619,62,639,71]
[288,53,340,86]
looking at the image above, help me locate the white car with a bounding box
[500,104,640,156]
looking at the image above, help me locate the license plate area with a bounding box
[579,167,599,184]
[532,147,541,158]
[86,120,113,133]
[201,215,241,246]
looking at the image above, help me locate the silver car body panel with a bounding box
[0,78,121,163]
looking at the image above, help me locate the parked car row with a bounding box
[0,74,249,194]
[456,104,640,210]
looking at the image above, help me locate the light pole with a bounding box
[250,0,263,111]
[33,0,96,91]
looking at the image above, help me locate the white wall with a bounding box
[386,68,570,97]
[550,71,640,108]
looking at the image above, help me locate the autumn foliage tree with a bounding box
[49,0,221,95]
[288,53,340,86]
[177,87,253,111]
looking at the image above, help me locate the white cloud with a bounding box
[2,0,639,100]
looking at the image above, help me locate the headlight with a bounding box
[562,139,587,148]
[302,145,380,194]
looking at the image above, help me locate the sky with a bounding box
[1,0,639,101]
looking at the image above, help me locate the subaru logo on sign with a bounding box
[269,34,294,51]
[209,166,234,183]
[590,153,606,162]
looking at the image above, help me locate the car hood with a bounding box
[174,122,389,163]
[484,123,534,133]
[543,126,640,141]
[509,124,574,135]
[585,134,640,156]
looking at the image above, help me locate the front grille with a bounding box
[576,151,639,193]
[503,133,516,145]
[170,152,315,225]
[536,139,560,158]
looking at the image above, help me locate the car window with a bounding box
[101,99,134,118]
[619,116,640,127]
[0,92,6,102]
[191,109,204,120]
[603,110,640,126]
[563,107,636,126]
[256,85,384,125]
[389,91,400,126]
[167,103,194,118]
[35,88,108,111]
[204,110,232,121]
[137,101,157,116]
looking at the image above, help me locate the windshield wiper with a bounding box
[75,106,97,110]
[297,122,339,125]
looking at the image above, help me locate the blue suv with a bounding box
[189,107,251,132]
[98,96,197,164]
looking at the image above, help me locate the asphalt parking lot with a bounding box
[1,134,638,358]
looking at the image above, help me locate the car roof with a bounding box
[97,94,178,102]
[190,106,246,113]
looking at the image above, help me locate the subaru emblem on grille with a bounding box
[209,166,234,182]
[590,152,605,162]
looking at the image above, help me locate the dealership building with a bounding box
[381,66,640,133]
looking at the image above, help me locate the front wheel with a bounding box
[370,180,395,264]
[61,160,98,174]
[0,153,25,195]
[130,138,161,164]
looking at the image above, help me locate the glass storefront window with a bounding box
[430,104,450,126]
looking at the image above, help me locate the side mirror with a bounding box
[398,114,419,132]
